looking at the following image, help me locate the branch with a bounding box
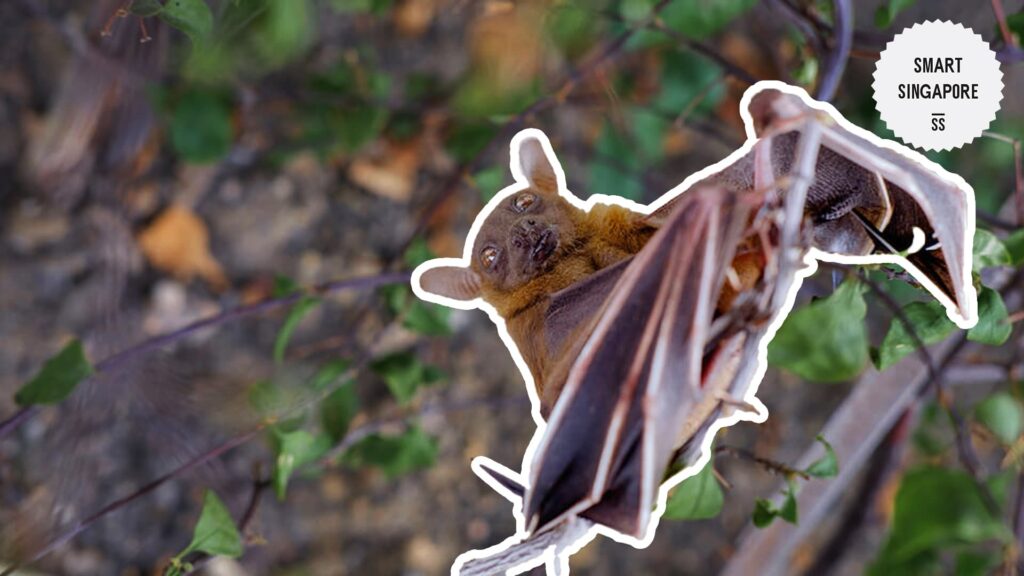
[5,389,526,572]
[0,426,267,576]
[815,0,853,102]
[319,394,529,465]
[0,271,411,440]
[991,0,1019,49]
[182,474,271,576]
[849,266,1000,515]
[404,0,678,251]
[715,445,811,480]
[644,19,760,85]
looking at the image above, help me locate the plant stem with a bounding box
[0,426,266,576]
[0,272,411,441]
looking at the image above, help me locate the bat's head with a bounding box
[416,133,586,315]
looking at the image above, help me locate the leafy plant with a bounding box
[166,491,243,575]
[15,340,94,406]
[768,280,869,382]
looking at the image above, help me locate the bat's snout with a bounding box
[530,229,558,262]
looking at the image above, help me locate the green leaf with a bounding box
[752,498,777,528]
[911,401,949,456]
[251,0,312,68]
[654,51,724,117]
[403,238,435,268]
[805,435,839,478]
[402,299,451,335]
[384,283,451,336]
[446,122,498,164]
[341,426,438,478]
[15,340,94,406]
[321,384,359,443]
[545,4,601,58]
[474,166,506,203]
[1005,228,1024,265]
[663,462,724,520]
[873,0,917,28]
[248,379,284,415]
[973,229,1011,270]
[1009,11,1024,45]
[660,0,756,40]
[967,286,1011,346]
[182,491,242,558]
[307,359,351,391]
[589,121,642,201]
[974,392,1023,445]
[170,89,233,164]
[752,480,798,527]
[779,480,798,524]
[371,352,442,404]
[767,281,869,382]
[869,467,1011,573]
[452,73,539,119]
[272,275,301,297]
[955,551,1001,576]
[874,300,956,370]
[628,108,668,164]
[335,103,388,153]
[130,0,165,17]
[272,429,331,499]
[330,0,394,15]
[159,0,214,44]
[273,296,321,364]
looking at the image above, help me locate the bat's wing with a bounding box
[648,89,976,326]
[543,257,633,380]
[748,89,977,325]
[524,186,751,538]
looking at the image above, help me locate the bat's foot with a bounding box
[714,392,760,415]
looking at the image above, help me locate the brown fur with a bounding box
[418,136,762,407]
[487,200,655,396]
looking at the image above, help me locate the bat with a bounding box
[411,81,977,575]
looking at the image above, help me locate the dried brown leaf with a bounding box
[137,204,227,290]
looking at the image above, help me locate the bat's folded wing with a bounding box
[524,187,750,539]
[749,89,977,326]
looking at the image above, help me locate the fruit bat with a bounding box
[411,81,977,575]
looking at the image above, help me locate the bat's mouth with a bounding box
[531,229,558,262]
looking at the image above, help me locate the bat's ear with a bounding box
[516,135,561,194]
[417,265,482,302]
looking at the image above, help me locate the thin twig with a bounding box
[6,392,525,573]
[0,272,411,441]
[715,445,811,480]
[404,0,677,251]
[815,0,853,102]
[96,272,412,374]
[183,475,271,576]
[646,19,760,85]
[0,406,33,439]
[847,267,1000,515]
[320,394,529,465]
[992,0,1018,48]
[0,427,267,576]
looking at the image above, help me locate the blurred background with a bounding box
[0,0,1022,574]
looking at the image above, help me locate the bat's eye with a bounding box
[480,246,499,269]
[513,193,537,212]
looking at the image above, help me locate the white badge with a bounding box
[873,20,1004,152]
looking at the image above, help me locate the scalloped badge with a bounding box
[873,20,1004,152]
